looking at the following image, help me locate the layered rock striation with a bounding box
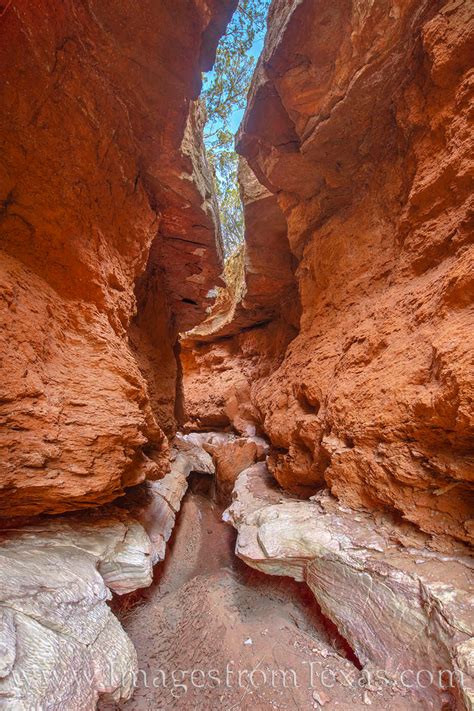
[0,0,236,516]
[184,0,474,544]
[0,437,213,710]
[225,464,474,709]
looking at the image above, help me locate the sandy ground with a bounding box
[98,487,431,711]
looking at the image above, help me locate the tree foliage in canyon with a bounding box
[203,0,270,258]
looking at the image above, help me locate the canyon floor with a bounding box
[99,478,429,711]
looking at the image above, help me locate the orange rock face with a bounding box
[238,0,474,543]
[184,0,474,544]
[0,0,235,516]
[182,318,297,434]
[181,159,299,434]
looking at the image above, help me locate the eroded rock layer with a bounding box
[182,158,300,434]
[0,0,236,516]
[185,0,474,543]
[0,438,211,710]
[224,464,474,709]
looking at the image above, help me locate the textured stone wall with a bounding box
[184,0,474,544]
[0,0,236,516]
[239,0,474,543]
[182,158,299,434]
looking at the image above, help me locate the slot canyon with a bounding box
[0,0,473,709]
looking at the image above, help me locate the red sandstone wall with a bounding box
[183,0,474,544]
[0,0,235,516]
[236,0,474,543]
[181,159,300,434]
[182,319,297,434]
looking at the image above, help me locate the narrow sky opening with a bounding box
[201,2,270,259]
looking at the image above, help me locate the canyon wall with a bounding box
[0,0,236,517]
[184,0,474,544]
[181,158,300,433]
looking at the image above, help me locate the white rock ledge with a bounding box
[0,443,205,710]
[224,462,474,710]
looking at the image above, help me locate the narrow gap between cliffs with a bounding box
[105,2,365,707]
[104,430,363,711]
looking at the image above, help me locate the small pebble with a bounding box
[312,690,329,706]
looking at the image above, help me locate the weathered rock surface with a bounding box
[181,157,300,434]
[180,430,269,501]
[182,317,298,434]
[0,440,206,710]
[115,444,201,566]
[99,468,417,711]
[225,464,474,709]
[0,0,235,517]
[184,158,299,342]
[205,435,268,502]
[0,511,149,709]
[183,0,474,542]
